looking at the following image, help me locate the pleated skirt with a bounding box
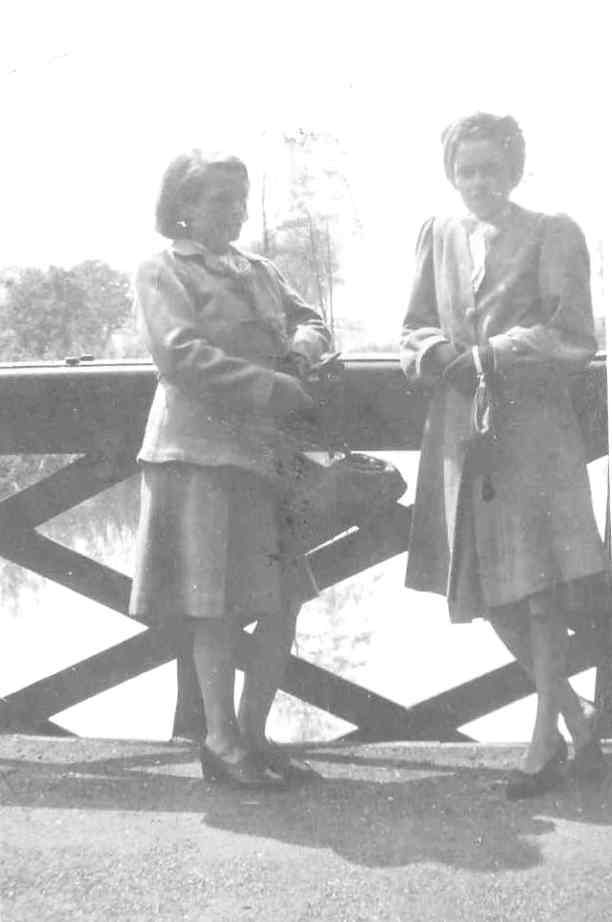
[129,462,302,626]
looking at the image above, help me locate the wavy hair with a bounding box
[155,150,248,239]
[441,113,526,188]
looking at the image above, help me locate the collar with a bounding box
[171,238,217,257]
[171,239,255,276]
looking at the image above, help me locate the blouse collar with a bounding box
[171,238,253,277]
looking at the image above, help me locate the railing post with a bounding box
[594,470,612,736]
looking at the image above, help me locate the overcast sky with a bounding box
[1,0,608,334]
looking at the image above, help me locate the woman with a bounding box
[400,113,608,798]
[130,150,331,788]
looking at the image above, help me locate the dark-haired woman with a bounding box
[400,113,608,798]
[130,151,331,788]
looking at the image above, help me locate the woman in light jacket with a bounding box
[400,113,608,798]
[130,151,331,788]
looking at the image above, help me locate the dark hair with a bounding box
[155,150,249,239]
[441,112,526,187]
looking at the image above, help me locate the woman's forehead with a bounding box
[201,170,249,198]
[455,136,505,165]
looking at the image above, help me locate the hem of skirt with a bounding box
[480,564,610,612]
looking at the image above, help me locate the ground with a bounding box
[1,734,611,922]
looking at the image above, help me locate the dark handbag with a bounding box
[281,353,407,551]
[283,450,407,551]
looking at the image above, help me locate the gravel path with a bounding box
[1,735,611,922]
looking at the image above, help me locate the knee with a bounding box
[528,590,555,620]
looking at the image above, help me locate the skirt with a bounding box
[129,462,313,626]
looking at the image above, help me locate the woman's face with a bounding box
[185,171,249,252]
[453,137,513,221]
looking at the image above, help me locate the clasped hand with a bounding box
[432,343,495,396]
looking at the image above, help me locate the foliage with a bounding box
[252,131,361,346]
[0,259,142,603]
[0,260,134,362]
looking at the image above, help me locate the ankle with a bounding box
[238,729,268,752]
[564,701,598,748]
[204,731,244,758]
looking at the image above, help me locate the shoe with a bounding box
[199,744,287,789]
[254,746,321,784]
[505,739,567,801]
[573,738,608,783]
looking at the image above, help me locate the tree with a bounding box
[253,131,361,347]
[0,260,142,606]
[0,260,135,362]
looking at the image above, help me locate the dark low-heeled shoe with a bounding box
[506,739,567,801]
[506,762,564,801]
[254,747,321,784]
[200,744,287,790]
[573,738,608,783]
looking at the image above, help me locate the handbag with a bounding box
[280,354,407,551]
[282,450,407,551]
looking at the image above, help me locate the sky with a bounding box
[1,0,610,343]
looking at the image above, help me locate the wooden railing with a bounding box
[0,355,609,741]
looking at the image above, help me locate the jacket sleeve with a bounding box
[400,218,455,385]
[489,214,597,373]
[135,256,277,411]
[266,261,332,364]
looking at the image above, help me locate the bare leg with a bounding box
[489,605,596,749]
[237,603,300,750]
[521,591,569,773]
[192,619,245,760]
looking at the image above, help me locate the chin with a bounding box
[470,197,508,222]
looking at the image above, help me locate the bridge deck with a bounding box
[2,733,611,922]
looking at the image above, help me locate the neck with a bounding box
[191,236,231,256]
[479,200,512,226]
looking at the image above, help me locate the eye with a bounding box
[482,162,504,179]
[456,165,476,180]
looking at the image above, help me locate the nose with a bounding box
[231,200,247,222]
[471,169,491,191]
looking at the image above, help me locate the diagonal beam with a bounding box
[342,622,609,741]
[1,501,605,742]
[0,507,413,735]
[0,626,180,728]
[0,530,131,613]
[239,640,473,742]
[308,503,413,595]
[1,602,607,740]
[0,452,139,531]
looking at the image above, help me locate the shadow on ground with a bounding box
[2,736,611,874]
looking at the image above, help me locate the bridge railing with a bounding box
[0,355,609,741]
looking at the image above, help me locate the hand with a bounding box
[268,372,315,416]
[428,342,459,372]
[278,351,311,380]
[443,345,495,395]
[443,351,478,395]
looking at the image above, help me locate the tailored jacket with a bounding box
[135,240,331,482]
[400,203,607,622]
